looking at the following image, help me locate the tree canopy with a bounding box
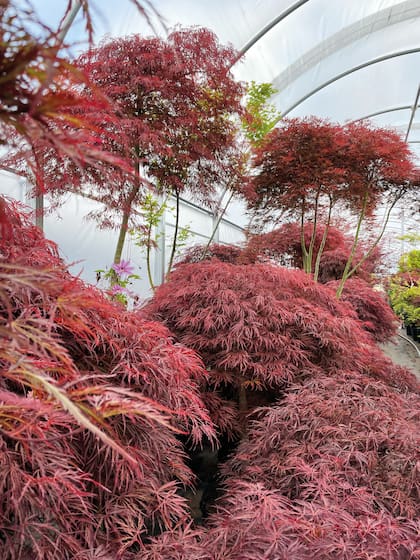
[245,117,419,290]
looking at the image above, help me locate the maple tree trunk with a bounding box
[238,384,248,413]
[313,200,333,282]
[307,189,321,274]
[111,182,141,285]
[113,210,130,266]
[336,189,369,298]
[300,203,311,273]
[146,222,155,291]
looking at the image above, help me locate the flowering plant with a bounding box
[96,260,141,307]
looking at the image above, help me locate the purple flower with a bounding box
[111,259,135,278]
[109,284,128,295]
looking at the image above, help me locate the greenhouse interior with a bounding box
[1,1,420,558]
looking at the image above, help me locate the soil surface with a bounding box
[380,328,420,379]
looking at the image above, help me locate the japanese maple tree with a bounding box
[0,199,216,558]
[326,278,398,342]
[143,259,419,560]
[200,370,420,559]
[145,261,418,432]
[245,118,349,277]
[20,28,245,272]
[246,118,419,292]
[334,122,420,296]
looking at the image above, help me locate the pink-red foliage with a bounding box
[246,118,418,228]
[134,373,420,560]
[22,28,245,230]
[326,278,398,342]
[244,117,349,224]
[203,371,420,559]
[317,244,382,284]
[0,2,132,192]
[145,261,418,435]
[243,222,383,282]
[0,200,215,558]
[177,243,244,265]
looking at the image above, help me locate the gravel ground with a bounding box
[380,328,420,379]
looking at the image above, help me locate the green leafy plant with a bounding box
[241,81,281,148]
[398,249,420,273]
[131,193,192,290]
[389,274,420,326]
[96,259,141,306]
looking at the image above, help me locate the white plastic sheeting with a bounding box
[3,0,420,289]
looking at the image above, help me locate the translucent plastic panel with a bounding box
[218,222,246,245]
[279,54,420,124]
[272,21,420,121]
[0,172,27,203]
[165,199,214,237]
[43,194,149,291]
[32,0,420,133]
[222,198,249,229]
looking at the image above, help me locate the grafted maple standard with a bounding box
[246,117,419,292]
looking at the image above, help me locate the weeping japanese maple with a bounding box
[326,278,398,343]
[142,259,419,560]
[145,261,418,433]
[0,199,216,559]
[199,370,420,559]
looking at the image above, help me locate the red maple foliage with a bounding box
[245,117,349,224]
[0,200,215,558]
[18,28,245,266]
[245,117,419,287]
[145,261,418,431]
[0,1,134,196]
[202,370,419,559]
[243,222,383,282]
[326,278,398,342]
[141,259,419,559]
[177,243,244,265]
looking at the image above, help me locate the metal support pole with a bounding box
[404,83,420,142]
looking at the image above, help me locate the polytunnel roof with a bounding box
[44,0,420,160]
[2,0,417,289]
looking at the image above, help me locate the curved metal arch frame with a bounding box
[351,106,415,123]
[271,0,420,94]
[278,48,420,118]
[238,0,310,57]
[344,83,420,143]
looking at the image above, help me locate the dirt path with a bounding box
[380,328,420,379]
